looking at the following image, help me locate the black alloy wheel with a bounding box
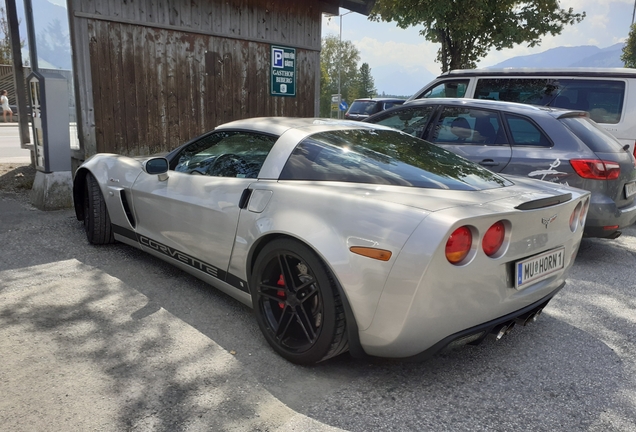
[250,238,348,364]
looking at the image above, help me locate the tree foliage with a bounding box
[357,63,376,98]
[0,8,13,64]
[622,24,636,68]
[320,34,361,116]
[370,0,585,72]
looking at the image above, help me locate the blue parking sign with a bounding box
[271,45,296,97]
[273,48,284,68]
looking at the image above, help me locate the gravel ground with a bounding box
[1,168,635,431]
[0,163,36,194]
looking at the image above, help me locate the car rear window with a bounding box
[559,116,625,153]
[348,101,381,115]
[279,129,512,190]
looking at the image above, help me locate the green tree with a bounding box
[0,8,13,64]
[357,63,376,98]
[370,0,585,72]
[320,34,361,116]
[622,24,636,68]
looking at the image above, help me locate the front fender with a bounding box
[73,154,144,223]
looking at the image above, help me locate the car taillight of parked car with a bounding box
[482,221,506,257]
[569,159,620,180]
[445,226,472,264]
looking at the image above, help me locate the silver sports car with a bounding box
[73,118,590,364]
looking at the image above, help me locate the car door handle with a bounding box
[238,189,252,209]
[479,159,499,167]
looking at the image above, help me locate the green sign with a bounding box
[270,45,296,97]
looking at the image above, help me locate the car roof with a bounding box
[400,97,586,119]
[352,98,405,102]
[438,67,636,78]
[215,117,389,136]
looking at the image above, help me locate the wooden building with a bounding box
[67,0,375,165]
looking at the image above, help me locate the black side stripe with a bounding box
[112,224,137,241]
[111,224,249,293]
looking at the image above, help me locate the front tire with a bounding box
[83,172,115,245]
[250,238,348,364]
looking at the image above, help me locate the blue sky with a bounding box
[322,0,635,96]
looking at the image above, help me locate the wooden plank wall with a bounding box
[70,0,324,158]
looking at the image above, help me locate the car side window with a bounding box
[420,80,469,98]
[372,106,435,137]
[505,114,552,147]
[430,107,506,145]
[475,78,554,103]
[172,131,277,178]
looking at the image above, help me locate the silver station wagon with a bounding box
[366,98,636,239]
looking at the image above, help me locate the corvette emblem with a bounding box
[542,214,557,228]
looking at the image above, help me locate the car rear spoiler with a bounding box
[515,193,572,210]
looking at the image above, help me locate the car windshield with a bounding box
[348,101,380,115]
[280,129,512,190]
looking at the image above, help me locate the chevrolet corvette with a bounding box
[73,118,589,364]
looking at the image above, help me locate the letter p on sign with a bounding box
[273,48,284,68]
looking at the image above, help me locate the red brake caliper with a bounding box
[276,274,286,309]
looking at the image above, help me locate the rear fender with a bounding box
[229,183,428,333]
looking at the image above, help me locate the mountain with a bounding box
[489,43,626,69]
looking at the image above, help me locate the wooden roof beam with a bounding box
[318,0,376,16]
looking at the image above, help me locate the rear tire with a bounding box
[250,238,348,364]
[83,172,115,245]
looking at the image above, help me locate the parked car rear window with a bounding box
[559,116,625,153]
[280,129,512,190]
[348,100,382,116]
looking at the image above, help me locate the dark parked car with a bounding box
[344,98,405,121]
[365,98,636,239]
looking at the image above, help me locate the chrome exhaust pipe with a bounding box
[490,322,515,341]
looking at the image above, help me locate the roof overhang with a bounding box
[319,0,376,16]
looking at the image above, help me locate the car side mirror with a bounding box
[143,157,169,181]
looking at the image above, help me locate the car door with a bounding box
[424,106,512,173]
[131,131,277,276]
[497,113,576,183]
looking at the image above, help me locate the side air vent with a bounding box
[120,190,136,228]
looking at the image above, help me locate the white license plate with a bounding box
[625,181,636,198]
[515,247,565,289]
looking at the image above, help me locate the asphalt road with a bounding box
[1,179,635,431]
[0,124,32,164]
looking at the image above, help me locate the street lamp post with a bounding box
[338,10,353,119]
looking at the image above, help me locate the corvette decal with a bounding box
[112,224,249,293]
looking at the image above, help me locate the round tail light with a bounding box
[482,221,505,257]
[446,226,472,264]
